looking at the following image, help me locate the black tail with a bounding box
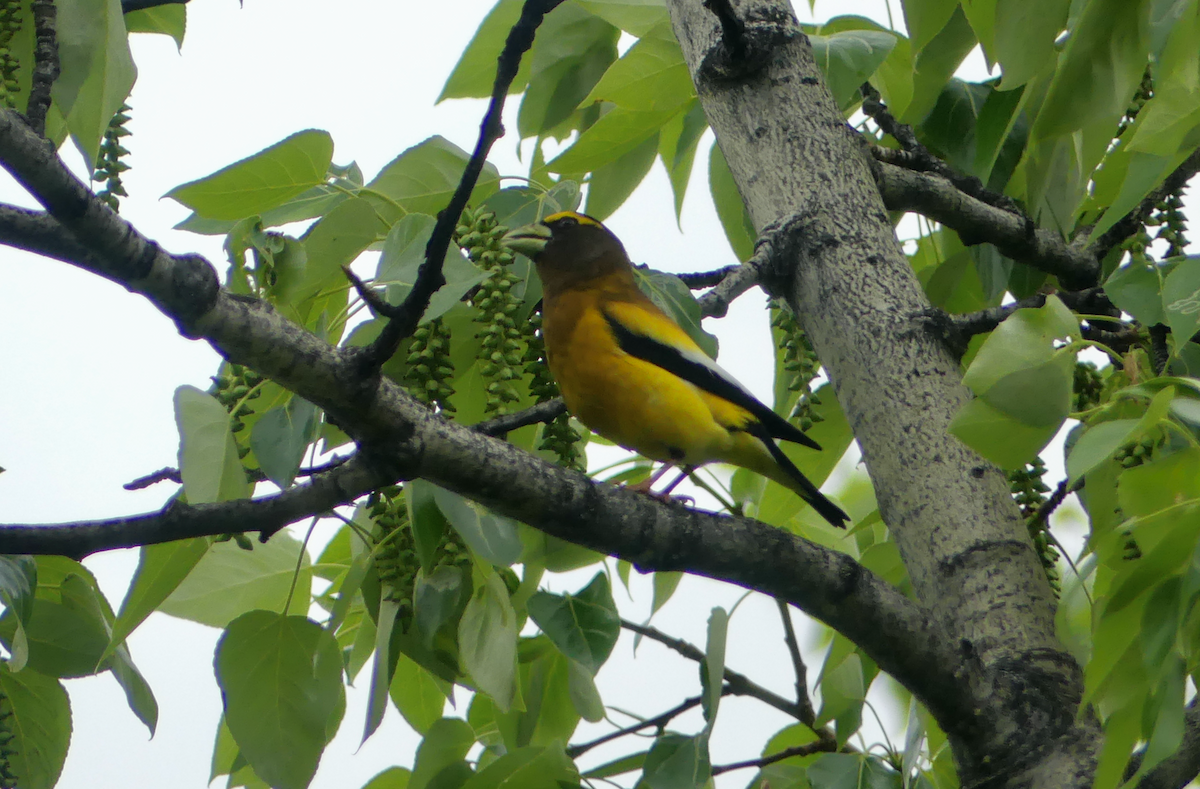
[752,425,849,528]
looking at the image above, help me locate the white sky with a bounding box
[0,1,1193,788]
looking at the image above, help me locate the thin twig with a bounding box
[354,0,564,376]
[1030,478,1082,534]
[123,454,353,490]
[25,0,59,136]
[676,264,740,289]
[566,695,705,758]
[861,83,1026,219]
[710,741,836,776]
[776,598,816,726]
[620,618,811,722]
[474,398,567,437]
[120,0,188,11]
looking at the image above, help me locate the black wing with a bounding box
[603,309,822,451]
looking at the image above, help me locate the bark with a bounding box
[664,0,1101,785]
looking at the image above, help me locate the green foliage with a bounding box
[0,0,23,110]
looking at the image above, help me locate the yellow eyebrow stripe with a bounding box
[543,210,604,228]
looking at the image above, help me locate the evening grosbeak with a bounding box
[503,211,848,528]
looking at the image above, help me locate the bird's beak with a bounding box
[502,223,551,259]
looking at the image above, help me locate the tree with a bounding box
[1,0,1199,787]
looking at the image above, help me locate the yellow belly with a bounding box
[543,289,754,467]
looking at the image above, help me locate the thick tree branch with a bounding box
[677,264,740,289]
[26,0,59,137]
[0,106,969,733]
[0,455,386,559]
[874,161,1101,288]
[355,0,564,375]
[0,203,106,270]
[920,288,1121,353]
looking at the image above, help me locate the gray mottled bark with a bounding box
[664,0,1100,785]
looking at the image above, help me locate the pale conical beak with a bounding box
[502,223,551,259]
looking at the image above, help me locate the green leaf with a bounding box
[365,136,501,225]
[287,196,381,327]
[903,7,977,124]
[414,565,468,649]
[124,4,185,48]
[547,106,681,172]
[104,538,210,665]
[439,0,532,101]
[459,573,519,711]
[634,268,719,358]
[809,29,898,111]
[807,752,903,789]
[658,100,708,221]
[961,296,1078,395]
[1118,448,1200,518]
[59,574,158,734]
[567,658,605,722]
[1162,257,1200,348]
[215,611,346,789]
[0,663,71,789]
[364,597,401,744]
[585,132,660,220]
[407,480,449,573]
[902,0,960,55]
[0,555,35,671]
[376,215,484,325]
[391,653,450,735]
[979,357,1073,428]
[1106,261,1166,327]
[816,653,865,732]
[574,0,668,36]
[0,598,107,678]
[651,570,683,615]
[584,21,693,113]
[51,0,135,168]
[949,396,1061,469]
[992,0,1072,89]
[159,532,312,628]
[583,750,649,779]
[460,744,578,789]
[250,397,318,488]
[409,717,476,789]
[518,5,619,137]
[173,385,250,504]
[432,486,523,567]
[1031,0,1150,139]
[708,142,755,261]
[641,733,711,789]
[1067,420,1141,482]
[166,130,335,221]
[527,572,620,674]
[363,767,412,789]
[701,606,728,727]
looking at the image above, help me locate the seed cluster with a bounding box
[457,207,525,416]
[0,692,16,788]
[368,486,472,624]
[1072,361,1104,412]
[94,103,133,211]
[404,319,456,412]
[1008,458,1061,593]
[771,302,824,431]
[0,0,21,110]
[525,311,585,470]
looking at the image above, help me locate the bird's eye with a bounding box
[554,215,578,229]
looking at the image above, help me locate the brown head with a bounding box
[502,211,633,296]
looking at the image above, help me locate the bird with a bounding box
[502,210,849,529]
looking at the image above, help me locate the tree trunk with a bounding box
[664,0,1102,783]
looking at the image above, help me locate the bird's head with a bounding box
[502,211,631,291]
